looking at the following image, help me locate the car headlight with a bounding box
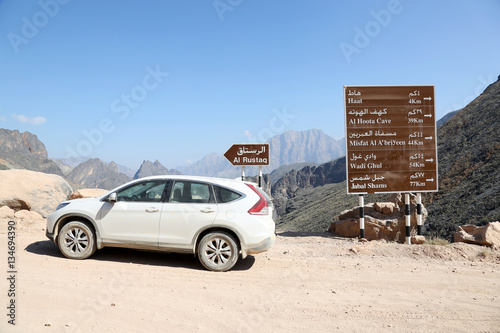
[56,202,70,211]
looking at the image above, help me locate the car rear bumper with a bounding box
[244,233,276,256]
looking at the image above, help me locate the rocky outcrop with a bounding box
[425,75,500,238]
[0,169,73,217]
[67,158,131,190]
[134,160,181,179]
[329,194,427,243]
[454,222,500,247]
[0,129,64,176]
[68,189,109,200]
[271,157,346,216]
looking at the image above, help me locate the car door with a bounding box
[98,179,167,248]
[158,180,218,250]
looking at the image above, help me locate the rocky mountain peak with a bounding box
[0,128,63,176]
[67,158,131,190]
[133,159,181,179]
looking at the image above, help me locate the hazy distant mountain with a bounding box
[0,129,64,176]
[134,160,181,179]
[67,158,131,190]
[55,156,90,168]
[437,109,460,127]
[178,129,345,178]
[267,129,344,169]
[53,159,74,176]
[117,164,138,178]
[177,153,236,178]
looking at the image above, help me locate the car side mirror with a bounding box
[108,193,117,203]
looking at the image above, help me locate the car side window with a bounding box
[214,185,242,203]
[116,180,167,202]
[169,181,213,203]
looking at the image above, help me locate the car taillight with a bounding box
[246,184,269,215]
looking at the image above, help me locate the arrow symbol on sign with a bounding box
[424,97,432,101]
[426,178,435,182]
[425,158,434,162]
[424,114,433,118]
[425,136,433,140]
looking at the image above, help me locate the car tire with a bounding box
[58,221,97,260]
[198,232,239,272]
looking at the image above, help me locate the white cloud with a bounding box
[12,114,47,125]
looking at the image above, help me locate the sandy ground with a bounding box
[1,218,499,333]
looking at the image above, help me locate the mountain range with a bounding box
[177,129,345,178]
[0,128,345,189]
[1,75,498,240]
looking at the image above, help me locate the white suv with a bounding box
[46,175,275,271]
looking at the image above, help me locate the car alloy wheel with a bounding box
[58,221,96,260]
[198,232,238,272]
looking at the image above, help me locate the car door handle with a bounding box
[200,208,215,213]
[145,207,159,213]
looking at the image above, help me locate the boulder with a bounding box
[0,205,15,219]
[374,202,396,215]
[15,210,44,221]
[453,222,500,247]
[0,169,73,218]
[68,188,108,200]
[329,193,427,243]
[411,235,426,244]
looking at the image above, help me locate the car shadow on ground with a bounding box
[25,240,256,271]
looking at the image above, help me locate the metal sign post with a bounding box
[359,195,365,239]
[417,192,423,235]
[405,193,411,244]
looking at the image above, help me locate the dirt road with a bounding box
[1,218,499,332]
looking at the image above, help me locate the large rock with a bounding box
[0,205,15,219]
[453,222,500,247]
[15,210,44,221]
[0,169,73,218]
[68,188,108,200]
[329,193,427,243]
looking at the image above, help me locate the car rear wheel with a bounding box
[198,232,239,272]
[58,221,96,260]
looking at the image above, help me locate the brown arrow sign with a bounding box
[345,85,437,194]
[224,144,270,166]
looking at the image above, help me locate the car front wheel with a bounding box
[198,232,239,272]
[58,221,97,260]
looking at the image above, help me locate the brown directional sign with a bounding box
[344,85,438,194]
[224,144,270,166]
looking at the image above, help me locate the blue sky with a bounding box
[1,0,499,170]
